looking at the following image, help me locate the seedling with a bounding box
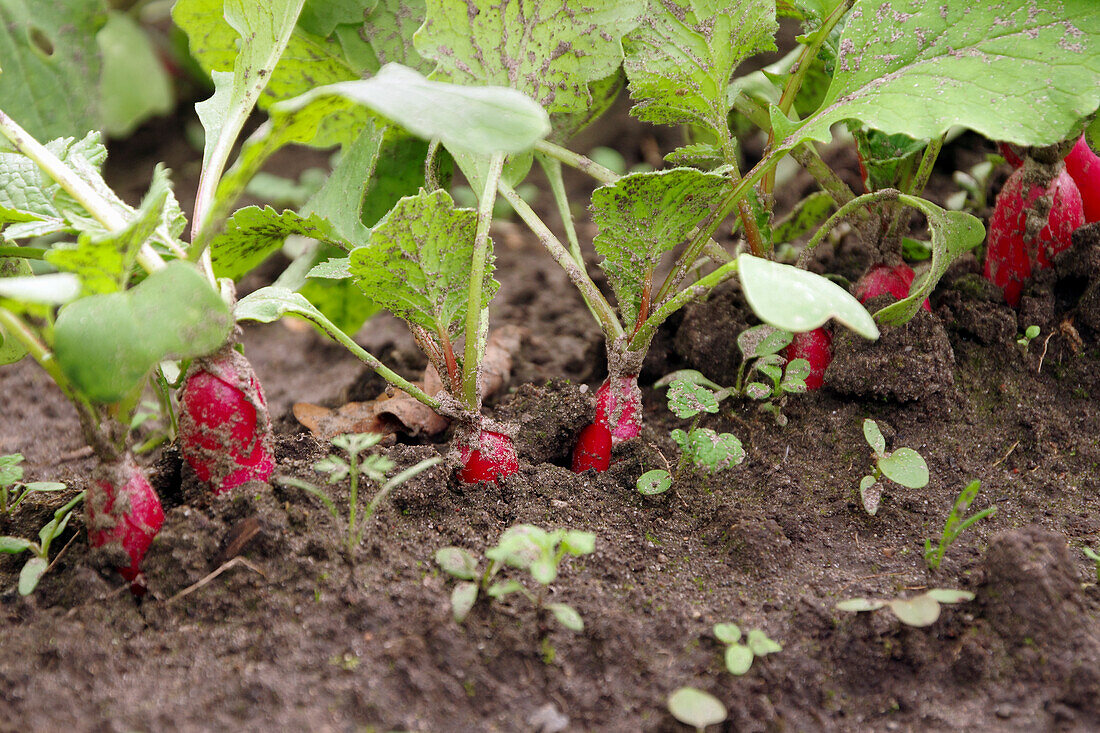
[713,622,781,675]
[636,378,745,496]
[1082,547,1100,583]
[0,454,66,517]
[667,687,727,732]
[924,479,998,570]
[1017,325,1041,352]
[836,588,975,627]
[858,419,929,515]
[278,433,440,556]
[435,524,595,632]
[0,491,84,595]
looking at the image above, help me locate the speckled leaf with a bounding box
[636,469,671,495]
[737,324,791,360]
[349,189,494,338]
[878,447,928,489]
[415,0,643,115]
[363,0,431,72]
[666,379,720,419]
[681,428,744,474]
[593,168,732,326]
[210,206,347,281]
[774,0,1100,152]
[862,418,885,456]
[624,0,776,132]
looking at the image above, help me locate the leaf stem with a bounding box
[630,258,740,352]
[796,189,901,267]
[791,144,857,207]
[0,247,47,260]
[462,152,505,411]
[498,181,624,340]
[534,140,619,186]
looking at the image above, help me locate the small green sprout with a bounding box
[836,588,974,627]
[858,419,929,515]
[713,622,781,675]
[278,433,440,556]
[0,453,67,517]
[1017,325,1041,352]
[1082,547,1100,583]
[734,324,809,426]
[637,378,744,496]
[0,490,84,595]
[667,686,727,731]
[924,479,997,570]
[435,524,595,632]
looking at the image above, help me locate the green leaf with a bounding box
[724,643,754,675]
[416,0,643,116]
[22,481,66,493]
[349,188,492,339]
[435,546,479,580]
[835,597,887,612]
[295,63,551,156]
[773,191,836,245]
[485,579,523,598]
[18,556,47,595]
[303,122,383,244]
[653,369,724,392]
[0,0,105,141]
[862,418,885,456]
[878,447,929,489]
[873,198,985,325]
[666,379,719,419]
[637,469,671,496]
[0,453,22,486]
[0,273,80,308]
[593,169,733,327]
[667,687,727,729]
[210,206,347,281]
[925,588,974,605]
[361,0,431,73]
[450,581,478,622]
[781,358,811,392]
[96,10,173,137]
[46,172,169,294]
[852,127,927,193]
[737,324,792,360]
[560,530,596,556]
[623,0,777,132]
[738,253,879,339]
[888,594,941,627]
[54,262,232,403]
[713,623,741,645]
[779,1,1100,151]
[0,536,33,554]
[547,602,584,632]
[859,477,881,515]
[746,628,782,656]
[299,0,374,36]
[682,428,745,474]
[298,273,380,337]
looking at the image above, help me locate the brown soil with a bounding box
[3,111,1100,733]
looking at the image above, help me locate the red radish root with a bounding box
[179,344,275,494]
[854,263,930,312]
[1065,135,1100,224]
[784,328,833,390]
[983,165,1084,306]
[87,454,165,590]
[594,375,642,445]
[458,429,519,483]
[571,422,613,473]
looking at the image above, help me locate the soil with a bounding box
[4,107,1100,733]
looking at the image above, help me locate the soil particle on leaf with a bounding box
[827,294,955,402]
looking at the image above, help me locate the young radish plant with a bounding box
[858,419,929,516]
[0,490,85,596]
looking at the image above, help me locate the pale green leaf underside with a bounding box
[738,254,879,339]
[290,64,550,156]
[415,0,643,115]
[594,168,732,326]
[349,188,495,337]
[623,0,777,130]
[777,0,1100,151]
[668,687,727,729]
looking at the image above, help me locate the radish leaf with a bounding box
[623,0,777,133]
[878,447,929,489]
[210,206,347,281]
[593,168,732,327]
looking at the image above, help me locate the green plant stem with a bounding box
[730,91,772,130]
[498,181,624,340]
[0,110,174,272]
[537,155,585,267]
[347,451,360,556]
[791,144,857,207]
[796,189,901,268]
[654,217,723,306]
[0,247,47,260]
[630,258,740,352]
[461,152,505,411]
[533,140,619,186]
[354,456,442,547]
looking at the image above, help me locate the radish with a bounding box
[783,328,833,390]
[179,344,275,494]
[983,165,1084,306]
[1064,135,1100,224]
[594,375,642,444]
[854,263,931,311]
[571,422,613,473]
[87,454,165,591]
[458,429,519,483]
